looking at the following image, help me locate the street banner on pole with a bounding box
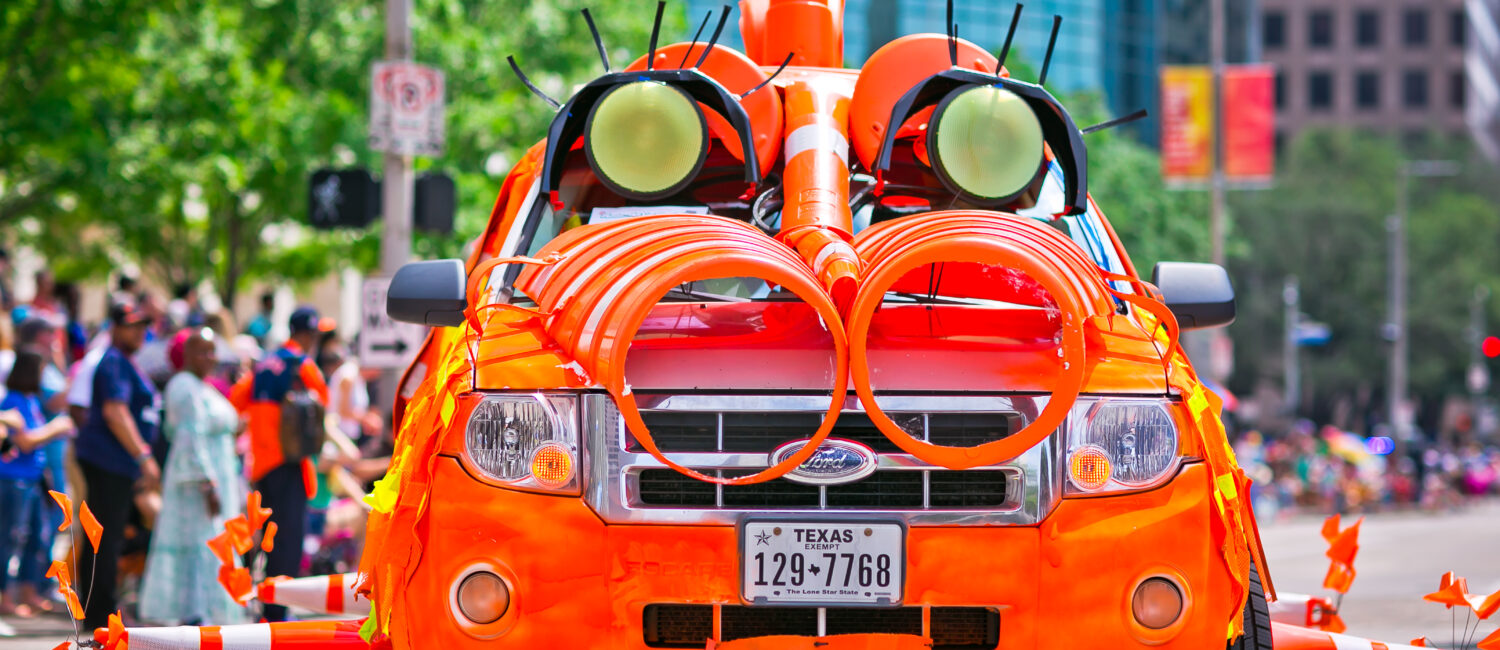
[360,276,428,369]
[369,61,445,157]
[1223,65,1276,184]
[1160,66,1215,184]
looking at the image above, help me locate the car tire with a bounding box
[1228,561,1273,650]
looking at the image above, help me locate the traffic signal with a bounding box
[414,172,455,234]
[1484,336,1500,358]
[308,168,379,229]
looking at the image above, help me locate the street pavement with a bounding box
[2,500,1495,649]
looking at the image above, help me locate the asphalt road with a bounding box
[3,501,1496,649]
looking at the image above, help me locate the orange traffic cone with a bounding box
[257,573,368,617]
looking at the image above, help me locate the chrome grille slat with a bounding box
[584,394,1059,526]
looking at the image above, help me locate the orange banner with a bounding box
[1223,65,1276,183]
[1160,66,1215,183]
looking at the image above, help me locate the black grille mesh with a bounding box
[627,411,1014,454]
[635,469,1008,509]
[642,605,1000,648]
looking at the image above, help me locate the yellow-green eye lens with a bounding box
[928,85,1045,202]
[585,81,708,198]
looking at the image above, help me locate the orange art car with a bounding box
[363,1,1273,648]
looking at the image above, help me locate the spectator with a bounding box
[0,248,13,313]
[54,282,87,364]
[139,329,246,626]
[75,300,160,631]
[0,348,73,617]
[13,317,68,415]
[244,292,275,348]
[318,332,377,443]
[26,271,58,323]
[230,306,330,622]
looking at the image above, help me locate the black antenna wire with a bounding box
[996,3,1023,73]
[646,0,666,70]
[1082,109,1150,134]
[507,56,562,109]
[694,5,733,68]
[740,51,796,99]
[946,0,957,66]
[581,9,610,72]
[1038,15,1061,85]
[679,10,714,68]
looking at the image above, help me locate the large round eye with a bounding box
[585,81,709,200]
[926,85,1045,204]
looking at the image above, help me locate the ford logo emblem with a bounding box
[769,438,880,486]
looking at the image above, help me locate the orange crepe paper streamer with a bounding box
[225,515,254,555]
[79,501,103,554]
[207,531,235,566]
[218,565,253,605]
[48,491,73,533]
[106,611,125,649]
[261,521,278,553]
[246,490,273,531]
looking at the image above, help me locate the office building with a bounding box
[1470,0,1500,161]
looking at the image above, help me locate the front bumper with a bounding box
[392,458,1235,649]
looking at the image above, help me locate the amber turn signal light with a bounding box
[1131,578,1184,630]
[1067,445,1112,491]
[530,442,575,488]
[456,572,511,625]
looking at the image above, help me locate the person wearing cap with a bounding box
[230,305,330,622]
[75,299,161,630]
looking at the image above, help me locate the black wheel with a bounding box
[1228,561,1273,650]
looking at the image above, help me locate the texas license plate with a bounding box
[740,520,905,606]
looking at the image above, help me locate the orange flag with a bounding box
[1324,518,1361,566]
[48,491,73,533]
[1480,627,1500,650]
[1411,638,1430,647]
[1323,561,1356,594]
[218,565,253,606]
[1320,514,1341,543]
[44,561,83,620]
[246,491,273,531]
[1424,574,1474,609]
[1478,589,1500,620]
[261,521,278,553]
[225,515,254,555]
[79,501,103,554]
[52,642,70,650]
[106,611,125,649]
[207,531,235,567]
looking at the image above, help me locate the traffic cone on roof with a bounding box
[257,573,369,617]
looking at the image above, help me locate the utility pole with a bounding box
[1284,276,1300,413]
[1209,0,1226,268]
[381,0,414,278]
[1386,160,1460,439]
[1468,285,1490,440]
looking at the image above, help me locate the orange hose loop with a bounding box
[847,212,1114,469]
[518,215,849,485]
[464,255,559,331]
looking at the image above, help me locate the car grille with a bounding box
[629,410,1017,511]
[642,604,1000,648]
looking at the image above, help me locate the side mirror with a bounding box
[388,259,467,327]
[1151,262,1235,330]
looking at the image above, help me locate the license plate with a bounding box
[740,520,905,606]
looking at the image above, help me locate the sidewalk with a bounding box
[0,612,82,649]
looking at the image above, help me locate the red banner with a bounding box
[1223,65,1276,183]
[1160,66,1215,183]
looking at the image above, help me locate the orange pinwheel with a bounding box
[206,531,235,567]
[48,490,73,533]
[246,490,273,531]
[106,611,125,649]
[1423,572,1478,610]
[45,561,83,620]
[225,515,254,555]
[79,501,103,554]
[261,521,279,553]
[1480,627,1500,650]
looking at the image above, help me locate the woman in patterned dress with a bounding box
[139,328,247,625]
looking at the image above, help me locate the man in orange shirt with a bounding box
[231,306,330,622]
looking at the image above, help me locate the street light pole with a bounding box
[381,0,414,278]
[1386,160,1460,439]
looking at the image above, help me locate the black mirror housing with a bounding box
[1151,262,1236,330]
[388,259,467,327]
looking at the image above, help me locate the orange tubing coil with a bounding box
[847,212,1121,469]
[491,215,849,486]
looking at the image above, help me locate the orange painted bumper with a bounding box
[393,458,1235,649]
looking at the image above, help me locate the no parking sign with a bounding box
[369,61,445,157]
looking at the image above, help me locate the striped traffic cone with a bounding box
[1270,622,1429,650]
[1267,592,1337,628]
[93,620,368,649]
[256,573,368,617]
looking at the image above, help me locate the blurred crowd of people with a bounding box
[1233,420,1500,520]
[0,255,390,629]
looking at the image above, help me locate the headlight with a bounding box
[585,81,709,200]
[926,84,1045,204]
[1065,399,1180,494]
[464,394,580,494]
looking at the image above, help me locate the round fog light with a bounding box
[456,572,510,624]
[1131,578,1184,630]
